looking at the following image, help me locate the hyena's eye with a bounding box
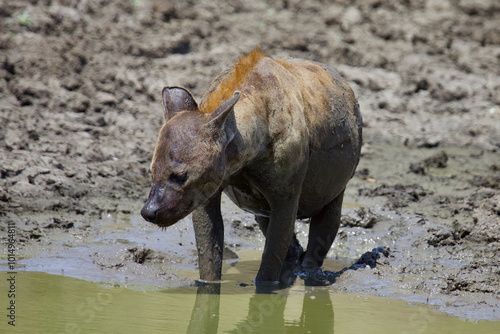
[168,172,187,185]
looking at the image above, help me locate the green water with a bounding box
[1,270,499,334]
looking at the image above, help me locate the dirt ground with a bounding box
[1,0,499,321]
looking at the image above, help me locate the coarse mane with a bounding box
[199,47,265,114]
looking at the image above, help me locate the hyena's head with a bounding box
[141,87,240,227]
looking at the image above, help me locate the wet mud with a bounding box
[1,0,499,323]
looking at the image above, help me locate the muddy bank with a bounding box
[1,0,499,322]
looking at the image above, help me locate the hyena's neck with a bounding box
[223,98,268,177]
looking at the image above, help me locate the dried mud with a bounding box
[1,0,499,321]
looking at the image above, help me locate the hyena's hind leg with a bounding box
[301,189,344,271]
[254,215,304,266]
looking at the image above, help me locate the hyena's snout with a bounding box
[141,185,164,223]
[141,185,188,227]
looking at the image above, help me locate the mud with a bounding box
[1,0,499,322]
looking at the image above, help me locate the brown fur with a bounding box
[199,47,265,114]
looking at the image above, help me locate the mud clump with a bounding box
[128,247,155,265]
[341,207,381,228]
[44,217,75,229]
[470,194,500,243]
[426,225,470,247]
[300,247,390,286]
[409,151,449,175]
[358,184,427,209]
[469,174,500,190]
[350,246,390,269]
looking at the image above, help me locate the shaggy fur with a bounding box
[199,47,265,114]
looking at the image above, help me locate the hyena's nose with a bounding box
[141,185,165,223]
[141,185,163,223]
[141,204,157,223]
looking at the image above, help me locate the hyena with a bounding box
[141,48,362,284]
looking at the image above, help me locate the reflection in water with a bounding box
[186,247,390,333]
[3,272,497,333]
[187,282,221,334]
[188,282,334,333]
[301,289,334,333]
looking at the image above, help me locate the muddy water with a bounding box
[1,263,498,334]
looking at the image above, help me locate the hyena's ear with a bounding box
[162,86,198,121]
[208,91,241,128]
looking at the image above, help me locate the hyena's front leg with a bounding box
[192,191,224,281]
